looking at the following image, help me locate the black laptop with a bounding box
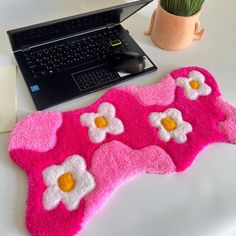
[7,0,157,110]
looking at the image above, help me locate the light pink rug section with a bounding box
[8,112,63,152]
[216,96,236,144]
[83,141,175,223]
[118,74,176,106]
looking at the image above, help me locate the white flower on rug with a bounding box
[80,102,124,143]
[176,70,212,100]
[42,155,95,211]
[149,108,192,143]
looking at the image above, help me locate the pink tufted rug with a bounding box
[8,67,236,236]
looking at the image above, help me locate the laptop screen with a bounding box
[8,0,153,51]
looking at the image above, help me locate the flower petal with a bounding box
[149,112,163,127]
[80,113,97,127]
[174,134,188,143]
[176,77,189,87]
[181,121,193,133]
[158,127,171,142]
[76,172,95,196]
[43,186,61,210]
[43,165,64,186]
[98,102,116,118]
[107,118,124,135]
[185,87,199,100]
[88,127,106,143]
[175,122,192,134]
[189,70,205,83]
[172,122,192,143]
[61,190,81,211]
[165,108,182,124]
[63,155,86,175]
[198,83,212,96]
[61,172,95,210]
[62,193,82,211]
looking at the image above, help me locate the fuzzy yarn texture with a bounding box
[8,66,236,236]
[8,112,63,153]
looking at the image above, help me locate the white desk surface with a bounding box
[1,0,236,235]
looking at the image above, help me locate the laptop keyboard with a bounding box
[72,65,119,91]
[23,28,132,80]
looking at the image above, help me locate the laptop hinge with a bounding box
[107,23,118,30]
[20,46,31,52]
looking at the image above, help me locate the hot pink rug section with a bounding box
[8,66,236,236]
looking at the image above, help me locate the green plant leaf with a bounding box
[160,0,205,16]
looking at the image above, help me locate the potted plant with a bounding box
[145,0,206,51]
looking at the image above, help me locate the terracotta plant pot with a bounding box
[145,5,206,51]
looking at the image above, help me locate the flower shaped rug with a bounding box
[8,67,236,236]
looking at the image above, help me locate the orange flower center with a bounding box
[189,80,200,90]
[161,117,177,132]
[57,172,75,192]
[94,116,108,128]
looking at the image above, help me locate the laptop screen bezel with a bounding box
[7,0,153,52]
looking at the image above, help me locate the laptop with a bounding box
[7,0,157,110]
